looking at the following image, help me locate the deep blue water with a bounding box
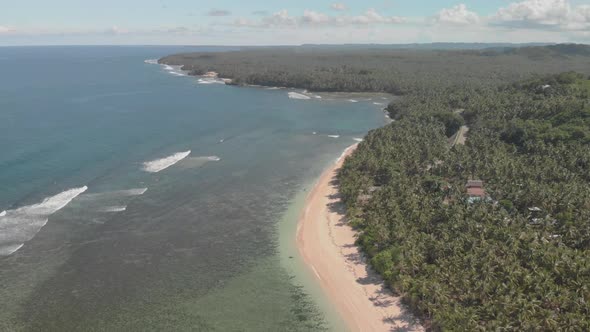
[0,46,387,330]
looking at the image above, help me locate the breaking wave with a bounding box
[144,59,159,65]
[143,151,191,173]
[0,210,5,217]
[348,99,358,103]
[336,145,357,164]
[80,188,147,200]
[123,188,148,196]
[101,206,127,213]
[0,186,88,256]
[0,244,24,256]
[288,92,311,100]
[198,78,225,84]
[353,137,363,142]
[327,135,340,138]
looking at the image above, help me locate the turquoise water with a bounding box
[0,46,387,331]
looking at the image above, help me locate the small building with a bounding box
[203,71,219,78]
[466,180,486,203]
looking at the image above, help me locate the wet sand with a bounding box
[296,144,423,332]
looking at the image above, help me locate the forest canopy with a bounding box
[161,44,590,94]
[338,73,590,330]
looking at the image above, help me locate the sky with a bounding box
[1,0,589,45]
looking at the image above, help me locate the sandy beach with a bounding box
[297,144,423,332]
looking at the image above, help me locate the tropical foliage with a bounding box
[338,73,590,330]
[160,44,590,95]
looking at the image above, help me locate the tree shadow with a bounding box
[384,313,424,332]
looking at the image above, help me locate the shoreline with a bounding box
[157,58,395,100]
[296,144,423,332]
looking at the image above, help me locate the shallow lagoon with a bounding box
[0,46,387,330]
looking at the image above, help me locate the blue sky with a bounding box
[1,0,589,45]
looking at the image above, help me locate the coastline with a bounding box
[157,56,404,328]
[296,144,423,332]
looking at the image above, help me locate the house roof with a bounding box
[467,187,486,197]
[466,180,484,188]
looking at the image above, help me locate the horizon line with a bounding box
[1,42,587,48]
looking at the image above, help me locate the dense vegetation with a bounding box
[161,44,590,94]
[338,72,590,330]
[162,44,590,330]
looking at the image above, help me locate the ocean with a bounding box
[0,46,388,331]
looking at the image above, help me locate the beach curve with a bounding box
[296,144,423,332]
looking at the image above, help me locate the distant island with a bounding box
[160,44,590,330]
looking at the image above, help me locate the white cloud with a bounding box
[232,8,405,28]
[0,25,16,33]
[350,8,406,24]
[263,9,298,26]
[434,4,480,25]
[303,10,332,24]
[331,3,348,11]
[5,1,590,46]
[493,0,590,30]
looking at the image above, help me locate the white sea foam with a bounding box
[348,99,358,103]
[353,137,363,142]
[125,188,148,196]
[81,187,147,200]
[207,156,221,161]
[288,92,311,100]
[144,59,159,65]
[312,132,317,135]
[373,102,385,106]
[163,65,174,71]
[327,135,340,138]
[0,186,87,256]
[101,206,127,213]
[0,244,24,256]
[314,95,322,99]
[0,210,5,217]
[198,78,224,84]
[143,151,191,173]
[336,145,357,164]
[266,87,280,90]
[16,186,88,216]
